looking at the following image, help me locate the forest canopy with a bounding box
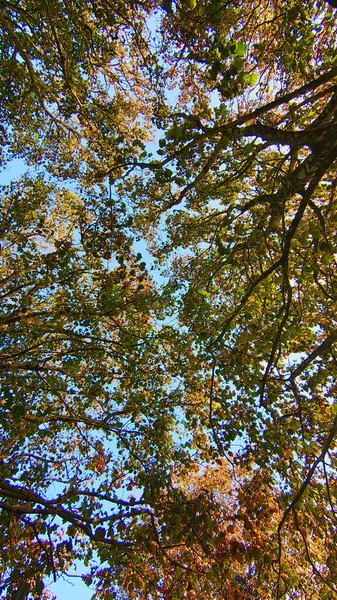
[1,0,337,598]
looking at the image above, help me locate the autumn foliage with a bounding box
[0,0,337,598]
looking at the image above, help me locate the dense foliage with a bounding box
[1,0,337,598]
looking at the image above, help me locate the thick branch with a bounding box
[290,330,337,381]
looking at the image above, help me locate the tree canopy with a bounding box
[1,1,337,598]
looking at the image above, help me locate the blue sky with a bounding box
[49,575,93,600]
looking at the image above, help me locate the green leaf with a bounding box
[233,42,247,57]
[162,0,173,13]
[321,254,333,265]
[198,289,211,298]
[248,72,259,85]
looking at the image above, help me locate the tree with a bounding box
[0,0,337,598]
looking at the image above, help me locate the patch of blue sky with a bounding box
[48,567,94,599]
[0,157,28,185]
